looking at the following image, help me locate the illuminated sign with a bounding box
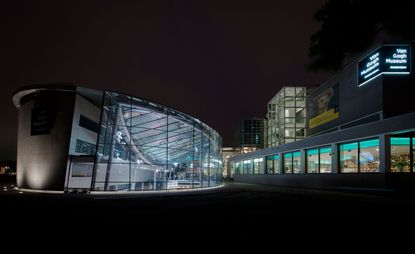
[358,45,411,86]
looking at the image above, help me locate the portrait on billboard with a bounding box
[309,84,339,129]
[310,84,339,117]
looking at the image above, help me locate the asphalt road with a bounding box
[1,176,415,234]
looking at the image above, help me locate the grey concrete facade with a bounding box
[16,90,76,190]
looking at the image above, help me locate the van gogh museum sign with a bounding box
[358,45,411,86]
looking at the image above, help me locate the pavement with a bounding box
[1,176,415,234]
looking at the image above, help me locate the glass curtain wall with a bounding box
[266,87,307,147]
[92,91,222,191]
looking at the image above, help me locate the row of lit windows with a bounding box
[234,158,264,175]
[234,137,415,175]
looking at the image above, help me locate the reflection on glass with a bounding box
[359,139,379,173]
[253,158,263,174]
[340,142,358,173]
[284,153,293,173]
[340,139,379,173]
[274,155,280,174]
[266,155,280,174]
[319,147,332,173]
[235,162,241,175]
[243,159,252,174]
[307,149,319,173]
[293,151,301,174]
[284,151,300,174]
[266,156,274,174]
[91,91,222,191]
[390,137,411,173]
[412,137,415,172]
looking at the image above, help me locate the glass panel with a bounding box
[274,155,280,174]
[390,138,410,172]
[295,128,305,138]
[340,142,358,173]
[284,108,295,118]
[413,138,415,173]
[359,139,380,173]
[235,162,241,175]
[193,128,202,188]
[293,151,301,174]
[243,159,252,174]
[284,87,296,97]
[131,163,163,190]
[284,128,296,138]
[296,99,305,108]
[201,132,210,187]
[253,158,263,174]
[307,149,319,173]
[266,156,274,174]
[108,163,130,183]
[296,87,305,97]
[285,97,295,107]
[284,153,293,173]
[295,108,305,124]
[319,147,332,173]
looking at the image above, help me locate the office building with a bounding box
[266,87,309,147]
[234,118,265,153]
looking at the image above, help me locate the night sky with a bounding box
[0,0,331,160]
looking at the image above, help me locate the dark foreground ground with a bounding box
[1,175,415,237]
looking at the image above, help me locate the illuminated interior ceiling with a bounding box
[119,102,206,165]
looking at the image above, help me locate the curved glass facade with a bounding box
[92,91,222,191]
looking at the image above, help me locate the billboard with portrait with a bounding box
[308,84,339,129]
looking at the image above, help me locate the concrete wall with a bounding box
[16,91,76,190]
[68,94,100,155]
[308,43,415,136]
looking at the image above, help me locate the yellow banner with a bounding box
[309,108,339,129]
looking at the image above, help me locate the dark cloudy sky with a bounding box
[0,0,331,160]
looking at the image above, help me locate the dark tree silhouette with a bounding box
[309,0,415,72]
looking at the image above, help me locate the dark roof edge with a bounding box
[12,83,78,108]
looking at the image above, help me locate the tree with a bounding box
[309,0,415,72]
